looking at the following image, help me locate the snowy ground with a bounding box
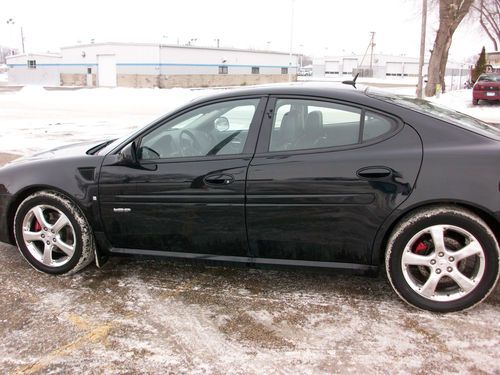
[0,85,498,156]
[0,86,215,155]
[0,242,498,374]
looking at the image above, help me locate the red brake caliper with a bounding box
[414,241,428,254]
[33,219,42,232]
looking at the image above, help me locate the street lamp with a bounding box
[6,18,25,54]
[417,0,427,98]
[288,0,295,82]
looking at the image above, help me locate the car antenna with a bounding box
[342,73,360,88]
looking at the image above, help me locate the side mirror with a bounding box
[117,141,139,167]
[214,116,230,132]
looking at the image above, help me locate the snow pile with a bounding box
[427,89,500,124]
[0,86,211,154]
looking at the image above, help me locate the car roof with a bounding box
[190,82,369,104]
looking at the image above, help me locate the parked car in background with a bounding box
[0,83,499,313]
[473,73,500,105]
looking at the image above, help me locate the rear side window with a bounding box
[363,111,397,141]
[269,99,396,152]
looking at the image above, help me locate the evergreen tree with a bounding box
[472,47,487,82]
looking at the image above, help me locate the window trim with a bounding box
[128,96,269,165]
[255,95,403,156]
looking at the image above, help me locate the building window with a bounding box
[219,66,228,74]
[281,67,288,75]
[27,60,36,69]
[251,67,260,74]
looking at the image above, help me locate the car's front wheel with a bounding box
[14,191,95,275]
[386,206,499,312]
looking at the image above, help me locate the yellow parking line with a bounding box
[12,315,112,375]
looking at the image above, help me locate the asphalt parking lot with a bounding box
[0,153,499,374]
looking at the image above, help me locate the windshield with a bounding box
[366,89,500,140]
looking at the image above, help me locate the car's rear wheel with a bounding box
[14,191,95,275]
[386,206,499,312]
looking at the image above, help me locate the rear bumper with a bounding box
[473,91,500,100]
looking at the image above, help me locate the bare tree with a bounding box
[425,0,474,96]
[472,0,500,51]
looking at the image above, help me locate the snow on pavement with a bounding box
[0,242,498,374]
[0,86,213,155]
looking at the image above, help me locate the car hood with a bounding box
[6,140,110,166]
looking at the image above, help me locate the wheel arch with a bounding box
[372,200,500,265]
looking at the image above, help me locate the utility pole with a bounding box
[6,18,25,53]
[417,0,427,99]
[21,27,25,53]
[369,31,375,70]
[288,0,295,82]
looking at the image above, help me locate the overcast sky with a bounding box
[1,0,491,62]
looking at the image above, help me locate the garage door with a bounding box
[97,55,117,87]
[325,61,339,75]
[386,62,403,77]
[404,62,419,76]
[342,59,358,75]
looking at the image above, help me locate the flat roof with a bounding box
[61,42,295,56]
[6,53,61,59]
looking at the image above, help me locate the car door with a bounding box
[98,97,266,258]
[246,96,423,266]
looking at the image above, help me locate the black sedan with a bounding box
[0,84,499,312]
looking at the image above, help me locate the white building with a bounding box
[7,42,298,88]
[313,54,466,79]
[6,53,61,85]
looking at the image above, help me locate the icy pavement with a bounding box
[0,85,498,156]
[0,242,498,374]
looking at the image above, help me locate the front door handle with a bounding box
[204,174,234,185]
[357,166,393,179]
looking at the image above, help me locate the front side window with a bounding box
[139,99,259,160]
[269,99,362,151]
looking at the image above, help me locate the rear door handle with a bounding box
[204,174,234,185]
[357,166,393,179]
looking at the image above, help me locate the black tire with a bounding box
[14,191,95,275]
[386,206,499,312]
[472,99,479,105]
